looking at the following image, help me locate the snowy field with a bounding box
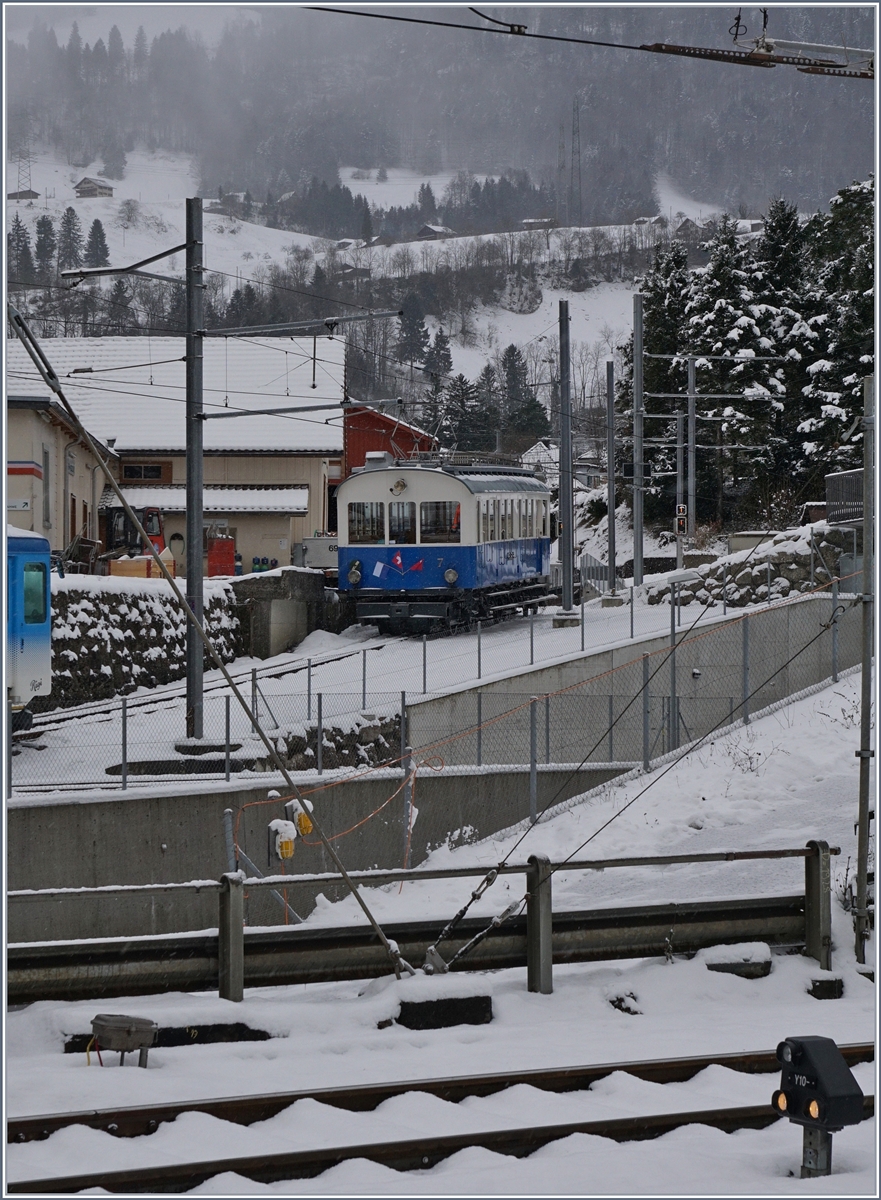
[5,671,876,1194]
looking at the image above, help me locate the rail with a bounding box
[7,842,836,1004]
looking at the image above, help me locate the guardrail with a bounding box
[7,842,835,1004]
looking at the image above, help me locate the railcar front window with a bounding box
[143,510,161,537]
[389,501,416,544]
[23,562,47,624]
[348,502,385,544]
[420,501,461,544]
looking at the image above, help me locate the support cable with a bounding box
[5,301,413,981]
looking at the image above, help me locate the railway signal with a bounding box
[772,1036,865,1177]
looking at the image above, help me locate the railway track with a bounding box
[6,1045,874,1194]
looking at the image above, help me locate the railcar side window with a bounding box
[23,562,47,624]
[420,501,461,544]
[348,502,385,544]
[389,501,416,544]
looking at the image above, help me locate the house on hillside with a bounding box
[7,395,115,551]
[74,178,114,199]
[417,224,455,240]
[5,336,347,574]
[674,217,707,239]
[7,188,40,201]
[521,218,557,230]
[521,438,559,487]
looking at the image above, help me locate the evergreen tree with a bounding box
[7,213,35,285]
[475,363,502,449]
[396,292,430,365]
[132,25,148,75]
[508,394,551,442]
[225,283,264,327]
[798,177,874,477]
[417,183,437,219]
[359,201,373,242]
[499,343,531,418]
[104,278,138,333]
[34,215,57,283]
[84,218,110,267]
[100,130,127,179]
[423,326,453,385]
[57,207,85,270]
[440,374,477,446]
[107,24,125,75]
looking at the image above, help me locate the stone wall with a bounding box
[38,576,242,711]
[646,525,860,609]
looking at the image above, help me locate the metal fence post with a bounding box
[400,691,406,758]
[316,692,323,775]
[831,577,839,683]
[766,559,772,603]
[222,808,237,872]
[218,871,244,1002]
[529,697,538,824]
[362,648,367,709]
[422,635,427,694]
[580,597,585,652]
[804,840,832,971]
[545,695,550,765]
[670,600,678,750]
[402,745,413,866]
[608,694,614,762]
[722,565,727,615]
[477,620,482,679]
[6,698,12,798]
[526,854,553,994]
[121,697,128,791]
[642,654,650,772]
[251,668,258,721]
[476,691,482,767]
[630,585,634,639]
[742,617,750,725]
[810,533,815,586]
[307,658,312,720]
[224,695,231,782]
[530,608,535,665]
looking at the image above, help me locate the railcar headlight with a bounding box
[347,560,362,584]
[444,567,459,585]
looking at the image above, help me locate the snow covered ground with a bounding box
[5,671,876,1193]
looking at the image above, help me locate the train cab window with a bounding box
[348,502,385,544]
[23,562,47,624]
[421,501,461,544]
[389,501,416,544]
[143,510,162,537]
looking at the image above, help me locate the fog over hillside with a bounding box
[6,5,875,222]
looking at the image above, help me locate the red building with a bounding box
[343,404,437,479]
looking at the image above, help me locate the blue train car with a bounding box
[7,527,52,729]
[337,454,552,633]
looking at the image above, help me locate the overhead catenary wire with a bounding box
[5,301,413,982]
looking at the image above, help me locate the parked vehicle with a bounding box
[7,527,51,730]
[336,452,553,633]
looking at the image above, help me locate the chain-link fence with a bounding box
[10,591,862,793]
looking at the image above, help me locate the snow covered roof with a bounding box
[5,336,345,455]
[101,485,309,513]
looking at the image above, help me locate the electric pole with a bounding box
[606,360,617,594]
[854,374,875,962]
[676,412,685,570]
[687,356,696,539]
[185,199,204,739]
[559,299,574,612]
[632,294,644,585]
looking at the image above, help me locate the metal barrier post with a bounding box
[831,577,839,682]
[477,620,482,679]
[545,695,550,765]
[580,597,585,652]
[608,694,614,762]
[630,585,634,639]
[530,608,535,665]
[218,872,244,1002]
[361,649,367,709]
[402,745,413,866]
[810,534,815,586]
[804,840,832,971]
[670,600,678,750]
[422,635,427,694]
[224,695,230,782]
[251,668,258,720]
[316,693,323,775]
[121,698,128,791]
[722,565,727,614]
[529,697,538,824]
[742,617,750,725]
[222,808,237,872]
[307,658,312,720]
[767,560,772,603]
[642,654,650,771]
[476,691,482,766]
[526,853,553,994]
[400,691,406,758]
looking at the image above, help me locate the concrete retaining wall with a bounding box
[7,764,622,942]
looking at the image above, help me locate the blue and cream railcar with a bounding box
[7,527,52,729]
[337,455,552,632]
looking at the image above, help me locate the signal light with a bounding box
[773,1090,788,1112]
[675,516,687,536]
[773,1035,865,1179]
